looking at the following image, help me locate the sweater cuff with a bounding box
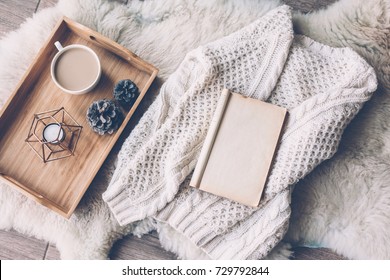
[103,177,179,226]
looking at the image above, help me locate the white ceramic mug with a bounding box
[51,41,101,95]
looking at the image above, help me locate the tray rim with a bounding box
[0,16,159,218]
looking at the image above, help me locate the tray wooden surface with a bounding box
[0,17,158,218]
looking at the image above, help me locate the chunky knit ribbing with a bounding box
[103,6,377,259]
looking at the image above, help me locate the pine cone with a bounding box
[113,79,139,106]
[86,99,123,135]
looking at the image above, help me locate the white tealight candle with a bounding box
[42,123,65,144]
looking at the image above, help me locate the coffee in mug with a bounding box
[51,41,101,94]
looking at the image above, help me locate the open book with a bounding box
[190,89,287,207]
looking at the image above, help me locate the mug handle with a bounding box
[54,41,64,51]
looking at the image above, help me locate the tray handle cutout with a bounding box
[88,34,139,64]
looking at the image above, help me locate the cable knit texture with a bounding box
[103,6,377,259]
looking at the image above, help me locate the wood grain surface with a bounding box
[0,229,47,260]
[0,0,39,37]
[109,231,178,260]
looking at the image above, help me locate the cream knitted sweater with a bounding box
[103,6,377,259]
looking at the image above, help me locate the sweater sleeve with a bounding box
[108,69,191,185]
[102,49,213,225]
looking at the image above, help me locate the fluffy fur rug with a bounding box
[0,0,389,259]
[286,0,390,259]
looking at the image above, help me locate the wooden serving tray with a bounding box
[0,17,158,218]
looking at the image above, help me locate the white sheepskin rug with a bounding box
[286,0,390,259]
[0,0,389,259]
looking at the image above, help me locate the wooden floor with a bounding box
[0,0,344,260]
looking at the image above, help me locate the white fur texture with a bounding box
[286,0,390,259]
[0,0,389,259]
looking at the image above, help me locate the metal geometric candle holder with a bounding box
[25,107,83,163]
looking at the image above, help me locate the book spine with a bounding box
[190,88,231,188]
